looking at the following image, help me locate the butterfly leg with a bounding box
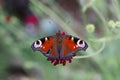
[67,59,72,63]
[60,59,63,64]
[62,32,65,35]
[47,57,72,66]
[47,58,55,63]
[62,60,66,66]
[53,59,59,66]
[47,58,60,66]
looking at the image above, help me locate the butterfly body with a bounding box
[31,31,88,66]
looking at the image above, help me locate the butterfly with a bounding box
[31,31,88,66]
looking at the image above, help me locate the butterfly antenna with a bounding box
[58,30,61,33]
[62,32,65,35]
[56,30,61,36]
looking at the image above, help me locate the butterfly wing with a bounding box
[31,36,59,59]
[31,32,88,66]
[60,35,88,59]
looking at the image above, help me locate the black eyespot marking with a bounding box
[47,37,50,40]
[36,40,40,45]
[74,37,79,43]
[46,49,50,54]
[79,40,83,44]
[69,36,72,40]
[40,37,45,44]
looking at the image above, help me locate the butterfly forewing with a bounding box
[36,36,59,58]
[60,35,82,59]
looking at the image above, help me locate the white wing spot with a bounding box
[45,37,48,41]
[74,46,76,48]
[71,37,74,40]
[43,47,45,49]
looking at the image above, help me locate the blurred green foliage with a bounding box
[0,0,120,80]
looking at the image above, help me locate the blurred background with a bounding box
[0,0,120,80]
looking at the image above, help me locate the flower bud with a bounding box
[108,20,115,28]
[86,24,95,33]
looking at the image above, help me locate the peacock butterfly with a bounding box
[31,31,88,66]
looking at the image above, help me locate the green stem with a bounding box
[31,1,78,36]
[112,0,120,20]
[91,5,110,35]
[74,41,105,59]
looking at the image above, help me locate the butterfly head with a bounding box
[56,30,66,36]
[31,40,42,51]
